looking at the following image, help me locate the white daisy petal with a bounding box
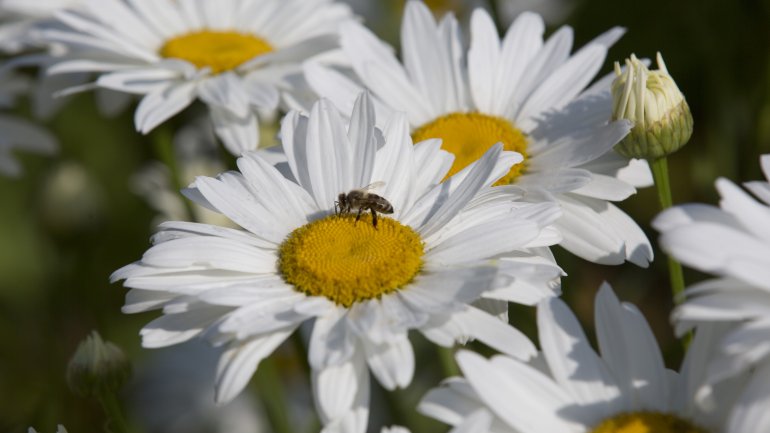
[717,177,770,242]
[346,91,379,188]
[215,329,295,404]
[553,196,626,265]
[517,44,608,126]
[539,297,622,413]
[467,9,499,114]
[209,105,259,156]
[401,0,447,113]
[491,12,544,116]
[426,218,540,265]
[305,99,353,209]
[313,350,369,425]
[418,144,505,237]
[197,73,251,117]
[447,410,493,433]
[339,21,433,124]
[141,304,232,348]
[728,362,770,433]
[134,80,197,134]
[509,25,573,121]
[362,333,414,390]
[418,378,490,427]
[309,308,355,370]
[595,284,668,412]
[453,306,537,360]
[456,351,576,432]
[660,222,770,291]
[571,173,637,201]
[304,62,366,117]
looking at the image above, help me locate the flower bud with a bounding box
[66,331,131,398]
[611,52,693,160]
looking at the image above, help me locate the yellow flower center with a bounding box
[159,30,273,74]
[591,412,709,433]
[411,112,528,185]
[278,214,424,308]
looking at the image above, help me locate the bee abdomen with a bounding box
[378,202,394,214]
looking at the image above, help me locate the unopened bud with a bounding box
[67,331,131,398]
[611,53,693,160]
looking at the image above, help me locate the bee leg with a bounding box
[334,201,339,215]
[355,207,364,225]
[371,208,378,228]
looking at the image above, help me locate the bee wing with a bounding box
[361,181,386,191]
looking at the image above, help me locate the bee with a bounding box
[335,181,394,228]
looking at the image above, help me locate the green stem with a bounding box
[96,391,130,433]
[255,356,293,433]
[650,157,686,304]
[437,345,460,378]
[150,126,197,221]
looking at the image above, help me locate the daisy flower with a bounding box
[0,0,83,53]
[112,92,563,433]
[654,154,770,390]
[419,283,769,433]
[41,0,354,155]
[304,0,653,266]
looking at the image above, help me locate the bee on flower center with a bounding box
[335,181,394,228]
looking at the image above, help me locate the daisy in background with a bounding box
[654,153,770,402]
[40,0,354,156]
[0,0,135,120]
[304,0,653,266]
[0,71,57,177]
[419,283,768,433]
[0,0,83,53]
[112,92,564,433]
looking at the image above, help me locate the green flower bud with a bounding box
[611,53,693,160]
[66,331,131,398]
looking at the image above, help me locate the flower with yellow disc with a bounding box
[112,92,564,433]
[419,283,764,433]
[304,0,654,266]
[41,0,354,155]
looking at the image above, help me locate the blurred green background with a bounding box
[2,0,770,432]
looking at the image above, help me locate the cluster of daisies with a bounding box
[5,0,769,432]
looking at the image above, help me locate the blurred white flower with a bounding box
[128,340,268,433]
[655,153,770,397]
[0,72,57,177]
[41,0,354,156]
[420,283,767,433]
[0,0,83,53]
[113,93,562,433]
[27,426,67,433]
[305,1,654,267]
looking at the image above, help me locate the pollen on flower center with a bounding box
[412,112,528,185]
[278,214,424,308]
[590,411,709,433]
[160,30,273,74]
